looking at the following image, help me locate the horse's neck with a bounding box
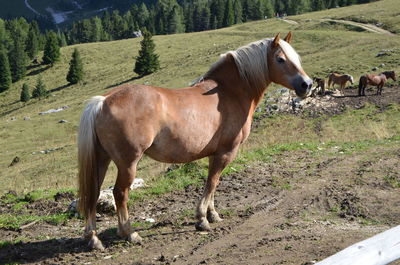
[206,55,267,109]
[382,72,392,80]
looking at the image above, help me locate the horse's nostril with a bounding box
[301,82,308,89]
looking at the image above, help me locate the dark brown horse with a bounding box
[358,71,396,96]
[77,32,312,250]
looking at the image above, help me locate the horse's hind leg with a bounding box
[113,156,143,243]
[85,148,110,250]
[196,151,236,231]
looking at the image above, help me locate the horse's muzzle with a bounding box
[294,78,313,98]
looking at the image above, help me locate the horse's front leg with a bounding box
[195,151,236,231]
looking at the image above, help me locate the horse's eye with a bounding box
[277,57,285,63]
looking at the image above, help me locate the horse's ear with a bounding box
[272,33,280,48]
[284,31,292,43]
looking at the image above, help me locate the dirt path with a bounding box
[279,18,299,25]
[321,19,395,36]
[279,17,395,36]
[1,87,400,265]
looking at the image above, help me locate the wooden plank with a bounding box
[316,225,400,265]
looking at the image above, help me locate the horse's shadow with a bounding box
[0,237,88,265]
[0,223,196,264]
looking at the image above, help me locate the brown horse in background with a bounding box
[327,73,354,92]
[358,71,396,96]
[77,32,312,250]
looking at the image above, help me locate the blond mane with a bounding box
[193,38,301,96]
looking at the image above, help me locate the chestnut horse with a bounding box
[327,72,354,91]
[78,32,312,250]
[358,71,396,96]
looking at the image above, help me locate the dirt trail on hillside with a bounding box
[1,87,400,265]
[321,19,395,35]
[280,17,395,35]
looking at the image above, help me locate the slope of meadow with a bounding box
[1,0,400,193]
[293,0,400,33]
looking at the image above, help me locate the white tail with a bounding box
[78,96,106,219]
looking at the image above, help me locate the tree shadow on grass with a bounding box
[27,64,41,71]
[0,84,70,117]
[27,65,51,77]
[49,83,71,93]
[105,76,141,89]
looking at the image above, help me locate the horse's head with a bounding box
[268,32,312,98]
[388,71,396,81]
[347,75,354,84]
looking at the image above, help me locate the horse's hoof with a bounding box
[127,232,142,244]
[88,236,105,251]
[195,221,211,231]
[207,212,223,223]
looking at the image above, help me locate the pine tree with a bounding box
[91,17,103,42]
[58,31,67,47]
[9,32,28,82]
[223,0,235,27]
[168,6,185,34]
[0,19,12,50]
[311,0,326,10]
[32,76,47,98]
[20,83,30,102]
[210,0,225,28]
[134,30,160,77]
[262,0,275,18]
[66,48,84,84]
[200,6,211,31]
[233,0,243,24]
[0,48,11,92]
[184,5,194,32]
[26,23,39,59]
[43,31,60,65]
[192,5,202,31]
[137,3,150,28]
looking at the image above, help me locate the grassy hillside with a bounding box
[1,0,400,194]
[293,0,400,33]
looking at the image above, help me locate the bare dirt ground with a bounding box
[1,86,400,265]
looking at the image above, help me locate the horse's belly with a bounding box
[144,127,217,163]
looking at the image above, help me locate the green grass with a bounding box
[0,213,70,230]
[0,0,400,198]
[0,188,75,203]
[0,239,22,249]
[383,175,400,188]
[128,162,207,203]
